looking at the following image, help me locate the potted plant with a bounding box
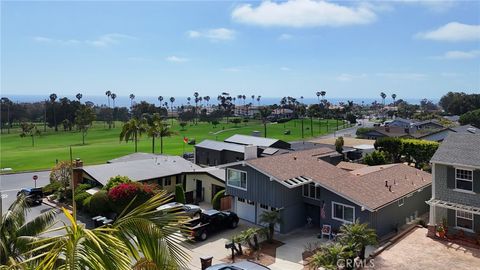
[437,225,445,238]
[442,218,448,234]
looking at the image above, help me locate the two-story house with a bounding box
[427,133,480,237]
[223,148,432,237]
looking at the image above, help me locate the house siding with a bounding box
[434,164,480,207]
[195,147,244,166]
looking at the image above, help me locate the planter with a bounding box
[438,231,445,238]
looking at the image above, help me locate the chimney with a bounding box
[72,158,84,187]
[244,145,258,160]
[385,126,390,132]
[74,158,83,168]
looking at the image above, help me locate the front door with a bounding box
[196,180,203,202]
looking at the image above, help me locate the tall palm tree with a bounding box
[316,91,321,106]
[75,93,82,103]
[158,96,164,107]
[0,195,56,266]
[256,95,261,106]
[105,90,111,107]
[169,97,175,126]
[129,93,135,108]
[339,219,377,259]
[251,95,255,106]
[120,118,146,152]
[380,92,387,106]
[204,96,210,108]
[144,113,174,154]
[320,91,326,100]
[111,93,117,108]
[49,93,58,131]
[27,191,189,270]
[259,107,271,138]
[391,93,397,106]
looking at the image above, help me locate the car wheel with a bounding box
[200,231,208,241]
[230,220,238,229]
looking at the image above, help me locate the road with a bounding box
[317,118,374,139]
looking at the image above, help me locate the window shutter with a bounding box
[473,170,480,194]
[447,209,455,228]
[446,166,455,189]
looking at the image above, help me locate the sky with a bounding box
[1,0,479,101]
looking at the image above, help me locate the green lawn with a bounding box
[0,118,347,172]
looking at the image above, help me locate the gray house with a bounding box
[223,148,432,237]
[427,133,480,237]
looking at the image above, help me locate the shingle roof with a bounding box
[430,133,480,168]
[107,153,158,163]
[83,155,202,185]
[195,140,245,153]
[309,137,375,148]
[451,124,477,134]
[224,134,280,147]
[245,149,431,210]
[336,161,368,171]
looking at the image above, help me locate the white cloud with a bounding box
[187,28,236,41]
[231,0,376,27]
[280,67,291,71]
[375,72,427,80]
[278,33,293,40]
[336,73,367,82]
[435,50,480,60]
[165,56,189,63]
[33,33,134,47]
[416,22,480,42]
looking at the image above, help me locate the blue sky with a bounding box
[1,0,479,100]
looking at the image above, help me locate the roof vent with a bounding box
[293,156,297,160]
[389,185,392,192]
[394,179,397,185]
[385,180,388,187]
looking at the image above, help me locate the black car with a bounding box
[183,209,239,241]
[17,188,43,206]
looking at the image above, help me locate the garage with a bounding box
[235,197,256,223]
[256,203,280,232]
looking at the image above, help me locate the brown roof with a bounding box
[336,161,368,171]
[245,149,431,210]
[372,126,411,137]
[309,137,375,148]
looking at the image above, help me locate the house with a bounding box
[412,120,444,131]
[385,118,414,128]
[223,148,431,237]
[426,133,480,237]
[362,126,413,140]
[416,124,477,142]
[73,154,225,204]
[195,135,291,166]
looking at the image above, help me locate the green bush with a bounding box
[356,127,374,138]
[42,181,62,195]
[89,190,111,215]
[74,192,91,211]
[212,189,225,210]
[459,109,480,128]
[364,151,387,166]
[103,175,132,191]
[175,184,186,204]
[82,196,92,213]
[276,118,290,124]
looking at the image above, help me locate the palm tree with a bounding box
[316,91,321,105]
[144,113,174,154]
[111,93,117,108]
[120,118,146,152]
[158,96,164,107]
[49,93,58,131]
[380,92,387,106]
[0,195,56,266]
[259,210,282,243]
[256,95,261,106]
[194,92,199,124]
[169,97,175,126]
[259,107,271,138]
[339,219,377,259]
[391,93,397,106]
[204,96,210,108]
[129,93,135,108]
[251,95,255,106]
[28,191,189,269]
[320,91,326,100]
[105,90,111,107]
[75,93,82,103]
[309,243,354,270]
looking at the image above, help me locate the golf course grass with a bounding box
[0,118,347,172]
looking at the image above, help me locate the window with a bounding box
[227,169,247,190]
[455,169,473,192]
[164,177,171,186]
[398,198,404,207]
[238,197,245,203]
[303,183,321,200]
[456,210,473,231]
[332,202,355,223]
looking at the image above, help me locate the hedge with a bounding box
[175,184,186,204]
[42,181,62,195]
[103,175,132,191]
[89,190,111,215]
[212,190,225,210]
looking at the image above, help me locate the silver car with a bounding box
[206,261,270,270]
[157,202,202,218]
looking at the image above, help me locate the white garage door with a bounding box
[235,197,256,223]
[257,204,280,232]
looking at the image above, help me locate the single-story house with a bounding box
[385,118,414,128]
[73,153,225,204]
[222,148,432,237]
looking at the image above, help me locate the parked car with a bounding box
[183,209,239,241]
[17,188,43,206]
[157,202,202,218]
[206,261,270,270]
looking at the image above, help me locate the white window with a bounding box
[332,202,355,223]
[227,169,247,190]
[303,183,321,200]
[455,168,473,192]
[456,210,473,231]
[398,198,404,207]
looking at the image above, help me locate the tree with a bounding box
[110,93,117,108]
[49,93,58,131]
[0,195,56,266]
[391,93,397,105]
[129,93,135,108]
[105,90,111,107]
[459,109,480,128]
[169,97,175,126]
[335,136,344,154]
[374,137,403,162]
[380,92,387,106]
[143,113,174,154]
[75,93,83,103]
[439,92,480,115]
[120,118,146,152]
[401,139,439,168]
[363,151,387,166]
[193,91,199,125]
[230,118,241,127]
[346,113,357,124]
[259,210,282,243]
[49,161,73,201]
[259,107,272,138]
[175,184,186,204]
[0,97,13,134]
[75,105,96,145]
[158,96,164,107]
[339,219,377,259]
[211,120,220,128]
[179,121,187,130]
[310,243,354,270]
[103,175,133,191]
[19,122,41,147]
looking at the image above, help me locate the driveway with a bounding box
[373,227,480,270]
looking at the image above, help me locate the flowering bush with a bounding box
[107,182,157,213]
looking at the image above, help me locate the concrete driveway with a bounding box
[373,227,480,270]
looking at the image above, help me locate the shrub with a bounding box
[108,182,156,213]
[89,190,111,215]
[335,137,344,153]
[175,184,186,204]
[74,192,91,211]
[212,189,225,210]
[82,196,92,213]
[459,109,480,128]
[103,175,132,191]
[356,127,374,138]
[276,118,290,124]
[42,181,62,195]
[364,151,387,166]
